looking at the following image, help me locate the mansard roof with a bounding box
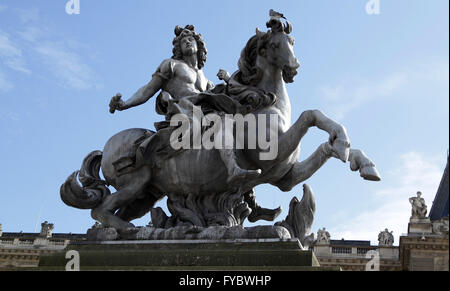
[429,154,449,221]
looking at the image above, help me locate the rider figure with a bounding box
[109,25,261,184]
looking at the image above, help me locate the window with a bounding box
[357,248,369,255]
[332,247,351,254]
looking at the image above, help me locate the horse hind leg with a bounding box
[91,196,135,230]
[116,186,165,222]
[91,166,153,230]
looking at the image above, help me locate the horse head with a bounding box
[238,17,300,86]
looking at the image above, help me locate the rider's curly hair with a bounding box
[171,25,207,69]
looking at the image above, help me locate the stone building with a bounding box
[312,155,449,271]
[312,213,447,271]
[312,235,401,271]
[0,222,86,269]
[399,155,449,271]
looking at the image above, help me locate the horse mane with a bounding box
[237,34,266,86]
[232,32,277,111]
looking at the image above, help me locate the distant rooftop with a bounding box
[429,154,449,221]
[330,239,371,247]
[1,232,86,240]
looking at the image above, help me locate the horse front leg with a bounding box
[273,145,381,192]
[274,110,351,164]
[348,149,381,181]
[273,142,333,192]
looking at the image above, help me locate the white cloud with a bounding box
[327,152,444,245]
[16,7,40,23]
[35,42,96,90]
[0,68,13,92]
[17,26,43,43]
[320,73,408,120]
[0,30,30,74]
[320,61,449,120]
[0,6,98,91]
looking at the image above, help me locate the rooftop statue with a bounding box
[378,228,394,246]
[316,227,331,244]
[39,221,54,238]
[60,11,381,243]
[409,191,427,219]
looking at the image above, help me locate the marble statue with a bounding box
[316,227,331,244]
[378,228,394,246]
[409,191,427,219]
[60,11,381,242]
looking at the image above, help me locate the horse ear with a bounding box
[284,20,292,34]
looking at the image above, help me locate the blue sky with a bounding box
[0,0,448,245]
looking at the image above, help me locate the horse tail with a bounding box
[60,150,111,210]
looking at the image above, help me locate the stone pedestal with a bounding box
[38,239,338,271]
[313,244,331,256]
[378,246,399,260]
[408,218,432,235]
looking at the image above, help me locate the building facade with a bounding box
[0,221,86,269]
[311,156,449,271]
[312,236,401,271]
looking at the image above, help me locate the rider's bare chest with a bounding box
[173,63,208,92]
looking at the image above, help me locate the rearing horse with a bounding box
[61,17,380,231]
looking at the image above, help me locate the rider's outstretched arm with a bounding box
[121,77,164,110]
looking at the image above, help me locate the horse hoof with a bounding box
[360,165,381,181]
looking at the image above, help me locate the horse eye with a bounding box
[270,43,278,49]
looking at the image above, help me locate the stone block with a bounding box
[38,239,336,271]
[408,218,432,235]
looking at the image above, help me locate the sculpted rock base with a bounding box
[85,184,316,243]
[87,225,291,241]
[87,227,119,241]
